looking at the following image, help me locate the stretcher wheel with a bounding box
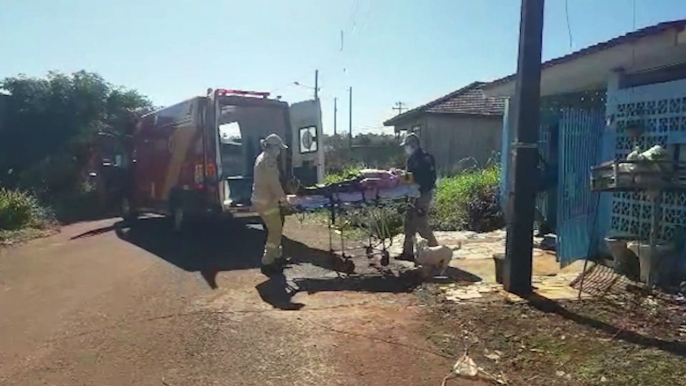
[344,259,355,274]
[365,246,374,258]
[332,257,344,271]
[380,251,390,267]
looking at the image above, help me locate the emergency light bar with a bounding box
[215,89,271,98]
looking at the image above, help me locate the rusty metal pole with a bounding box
[504,0,545,295]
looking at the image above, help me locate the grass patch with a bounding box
[0,188,54,231]
[0,188,57,245]
[324,165,504,233]
[308,205,404,241]
[420,289,686,386]
[0,227,57,246]
[431,166,503,232]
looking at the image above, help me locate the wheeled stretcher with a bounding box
[286,169,420,274]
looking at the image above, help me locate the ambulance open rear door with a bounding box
[289,99,325,186]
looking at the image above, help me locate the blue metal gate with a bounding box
[556,109,605,266]
[499,100,560,227]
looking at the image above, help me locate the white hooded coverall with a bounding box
[252,151,287,265]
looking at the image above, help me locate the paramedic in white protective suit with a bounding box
[252,133,290,276]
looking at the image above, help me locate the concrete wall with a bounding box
[422,114,502,174]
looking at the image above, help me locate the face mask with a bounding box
[405,146,415,156]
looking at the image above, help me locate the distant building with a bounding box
[383,82,506,174]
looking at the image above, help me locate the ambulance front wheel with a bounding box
[120,197,138,223]
[172,206,185,233]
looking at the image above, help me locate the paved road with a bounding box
[0,217,479,385]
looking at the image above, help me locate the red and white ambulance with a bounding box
[106,89,323,230]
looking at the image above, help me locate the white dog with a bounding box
[414,238,461,279]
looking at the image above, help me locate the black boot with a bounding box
[395,251,415,262]
[261,263,283,277]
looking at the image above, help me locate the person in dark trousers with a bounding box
[396,133,439,261]
[534,152,557,236]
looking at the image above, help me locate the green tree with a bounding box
[0,71,152,195]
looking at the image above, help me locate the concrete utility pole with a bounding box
[392,101,406,115]
[334,97,338,136]
[314,70,319,101]
[503,0,545,295]
[348,87,353,149]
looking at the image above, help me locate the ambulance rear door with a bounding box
[289,99,324,186]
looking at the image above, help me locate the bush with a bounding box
[0,189,54,231]
[431,166,504,232]
[322,164,503,235]
[345,204,405,239]
[51,181,111,224]
[324,164,365,185]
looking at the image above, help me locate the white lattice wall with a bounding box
[607,79,686,242]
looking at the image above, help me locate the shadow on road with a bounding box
[113,217,270,288]
[255,273,305,311]
[295,275,418,294]
[70,224,119,240]
[74,217,481,306]
[294,266,481,295]
[110,217,338,289]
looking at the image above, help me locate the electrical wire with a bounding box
[564,0,574,49]
[268,1,362,95]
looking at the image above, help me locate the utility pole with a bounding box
[333,98,338,136]
[504,0,545,295]
[348,87,353,149]
[392,101,406,115]
[314,70,319,101]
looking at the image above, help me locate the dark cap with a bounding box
[400,133,420,147]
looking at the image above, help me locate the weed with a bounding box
[431,166,503,231]
[0,188,54,231]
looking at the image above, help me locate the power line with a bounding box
[564,0,573,49]
[270,0,372,102]
[345,0,362,33]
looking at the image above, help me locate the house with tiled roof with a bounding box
[383,82,506,173]
[484,19,686,269]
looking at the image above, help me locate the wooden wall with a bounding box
[422,114,502,175]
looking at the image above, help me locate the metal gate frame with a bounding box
[556,109,605,266]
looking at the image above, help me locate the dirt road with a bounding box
[0,217,480,385]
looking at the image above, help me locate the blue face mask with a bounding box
[405,146,415,156]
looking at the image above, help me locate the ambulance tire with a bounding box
[120,197,138,224]
[171,205,185,233]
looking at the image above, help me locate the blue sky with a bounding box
[2,0,685,134]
